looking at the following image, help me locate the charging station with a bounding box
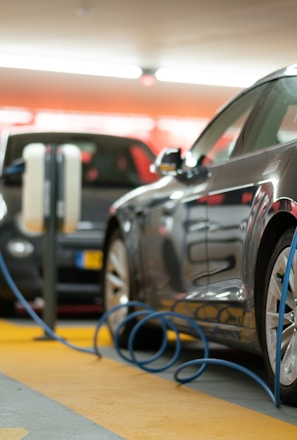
[22,143,81,233]
[21,142,81,333]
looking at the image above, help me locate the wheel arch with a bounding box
[254,210,297,346]
[102,216,120,256]
[102,213,143,300]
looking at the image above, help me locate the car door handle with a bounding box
[135,207,146,217]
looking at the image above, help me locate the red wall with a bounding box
[0,68,241,153]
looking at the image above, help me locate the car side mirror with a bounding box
[151,148,182,176]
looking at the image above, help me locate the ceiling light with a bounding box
[0,54,142,79]
[139,69,156,87]
[0,108,33,123]
[155,67,260,88]
[76,6,93,17]
[34,111,155,133]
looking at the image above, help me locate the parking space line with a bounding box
[0,428,28,440]
[1,319,297,439]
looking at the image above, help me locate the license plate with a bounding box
[76,250,103,270]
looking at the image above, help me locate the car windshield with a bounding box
[3,133,158,188]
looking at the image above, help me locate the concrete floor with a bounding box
[1,316,297,440]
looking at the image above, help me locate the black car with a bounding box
[0,129,157,315]
[102,63,297,406]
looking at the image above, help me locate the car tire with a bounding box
[103,228,163,350]
[261,227,297,406]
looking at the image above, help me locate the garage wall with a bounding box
[0,68,242,152]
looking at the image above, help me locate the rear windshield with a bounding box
[3,133,158,188]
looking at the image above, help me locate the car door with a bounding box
[138,174,211,309]
[205,76,297,312]
[170,80,272,320]
[185,75,297,329]
[141,82,270,311]
[206,148,292,302]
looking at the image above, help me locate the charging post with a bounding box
[22,143,81,337]
[42,145,58,335]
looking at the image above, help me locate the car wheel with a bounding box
[103,228,163,349]
[261,227,297,406]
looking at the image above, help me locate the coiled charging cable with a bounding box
[2,239,292,407]
[93,303,276,405]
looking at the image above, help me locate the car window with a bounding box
[80,141,154,187]
[278,104,297,143]
[184,82,269,168]
[241,76,297,153]
[81,139,158,187]
[130,144,157,184]
[3,135,158,187]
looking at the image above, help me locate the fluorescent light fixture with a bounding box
[157,117,207,133]
[34,111,155,136]
[0,53,142,79]
[0,108,33,123]
[0,53,264,87]
[155,67,260,88]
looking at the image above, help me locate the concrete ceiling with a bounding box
[0,0,297,119]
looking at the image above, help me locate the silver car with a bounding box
[102,63,297,406]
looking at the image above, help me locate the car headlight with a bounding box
[7,239,34,258]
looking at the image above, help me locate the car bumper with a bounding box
[0,231,104,305]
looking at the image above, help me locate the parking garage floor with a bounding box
[1,316,297,440]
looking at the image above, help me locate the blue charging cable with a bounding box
[2,232,294,408]
[274,227,297,406]
[0,252,95,355]
[0,153,289,406]
[93,302,276,405]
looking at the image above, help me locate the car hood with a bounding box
[112,176,175,212]
[80,186,133,226]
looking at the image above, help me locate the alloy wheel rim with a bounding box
[266,246,297,386]
[105,237,130,334]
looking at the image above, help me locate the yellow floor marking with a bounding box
[1,319,297,439]
[0,428,28,440]
[0,319,112,345]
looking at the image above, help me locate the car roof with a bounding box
[1,126,149,144]
[207,63,297,122]
[253,63,297,86]
[0,127,156,157]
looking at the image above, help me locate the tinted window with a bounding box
[241,76,297,153]
[3,134,158,187]
[184,83,268,167]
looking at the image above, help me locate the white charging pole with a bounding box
[22,143,81,336]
